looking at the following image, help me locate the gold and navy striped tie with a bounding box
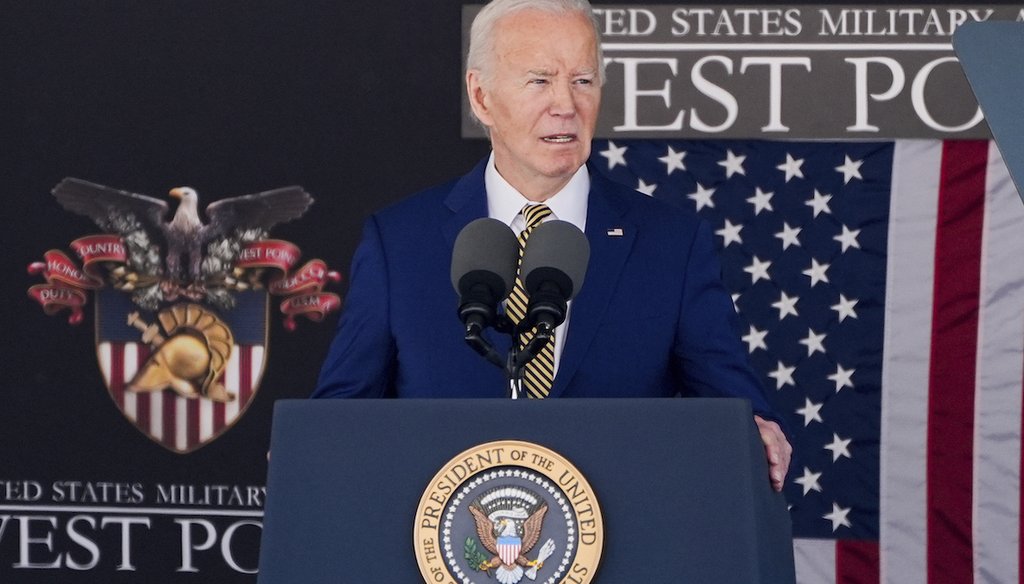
[506,204,555,398]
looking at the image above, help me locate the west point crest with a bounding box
[415,441,604,584]
[28,178,342,453]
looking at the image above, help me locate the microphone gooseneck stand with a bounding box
[505,319,555,400]
[451,218,588,399]
[462,314,555,400]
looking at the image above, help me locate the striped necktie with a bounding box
[506,204,555,398]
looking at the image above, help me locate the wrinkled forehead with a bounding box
[491,9,599,69]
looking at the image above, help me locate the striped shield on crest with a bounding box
[95,289,267,453]
[497,535,521,566]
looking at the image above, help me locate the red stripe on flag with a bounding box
[163,392,176,451]
[836,540,879,584]
[188,395,200,449]
[240,346,253,404]
[214,401,226,432]
[927,140,987,582]
[135,345,151,434]
[214,369,226,433]
[109,343,124,408]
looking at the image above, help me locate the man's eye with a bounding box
[575,78,593,85]
[529,78,548,85]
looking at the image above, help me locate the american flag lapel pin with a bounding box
[607,227,624,237]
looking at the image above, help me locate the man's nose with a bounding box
[548,81,577,117]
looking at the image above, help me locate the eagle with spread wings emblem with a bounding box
[52,177,312,310]
[29,176,340,452]
[468,487,556,584]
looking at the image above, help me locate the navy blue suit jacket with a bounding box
[313,159,774,418]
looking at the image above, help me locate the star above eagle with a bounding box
[52,178,312,281]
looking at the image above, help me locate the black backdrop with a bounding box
[2,2,487,580]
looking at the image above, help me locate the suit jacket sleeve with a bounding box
[312,215,395,398]
[673,218,777,421]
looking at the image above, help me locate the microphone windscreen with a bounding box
[450,218,519,296]
[520,220,590,300]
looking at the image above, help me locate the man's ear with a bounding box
[466,69,494,128]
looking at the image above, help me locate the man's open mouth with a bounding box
[542,134,575,143]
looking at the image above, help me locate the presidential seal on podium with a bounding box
[415,440,603,584]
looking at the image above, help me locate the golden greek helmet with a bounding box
[127,304,235,402]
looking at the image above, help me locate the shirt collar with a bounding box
[485,152,589,232]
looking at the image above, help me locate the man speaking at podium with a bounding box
[313,0,791,491]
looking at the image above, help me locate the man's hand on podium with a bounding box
[754,416,792,493]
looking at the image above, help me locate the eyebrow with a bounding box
[525,68,597,77]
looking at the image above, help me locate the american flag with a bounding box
[589,139,1024,583]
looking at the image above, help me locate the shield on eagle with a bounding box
[496,535,522,567]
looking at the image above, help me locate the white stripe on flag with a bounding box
[973,142,1024,583]
[793,538,835,584]
[249,345,264,414]
[123,343,138,421]
[200,396,214,441]
[97,342,112,387]
[880,140,942,584]
[175,395,187,452]
[225,346,240,422]
[251,345,265,393]
[150,390,163,441]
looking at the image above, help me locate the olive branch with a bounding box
[464,537,491,572]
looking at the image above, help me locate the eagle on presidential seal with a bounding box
[467,486,557,584]
[29,178,340,452]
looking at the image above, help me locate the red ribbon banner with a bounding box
[29,250,104,290]
[70,235,127,280]
[279,293,343,331]
[26,249,104,324]
[235,240,302,273]
[237,243,342,330]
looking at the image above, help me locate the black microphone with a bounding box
[519,220,590,332]
[450,218,518,366]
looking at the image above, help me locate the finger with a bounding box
[766,447,786,492]
[754,417,791,491]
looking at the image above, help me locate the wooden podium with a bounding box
[258,398,795,583]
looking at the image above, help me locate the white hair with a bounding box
[466,0,605,87]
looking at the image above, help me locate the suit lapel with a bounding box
[549,170,636,398]
[440,159,514,369]
[442,158,490,248]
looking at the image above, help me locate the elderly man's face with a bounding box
[468,10,601,200]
